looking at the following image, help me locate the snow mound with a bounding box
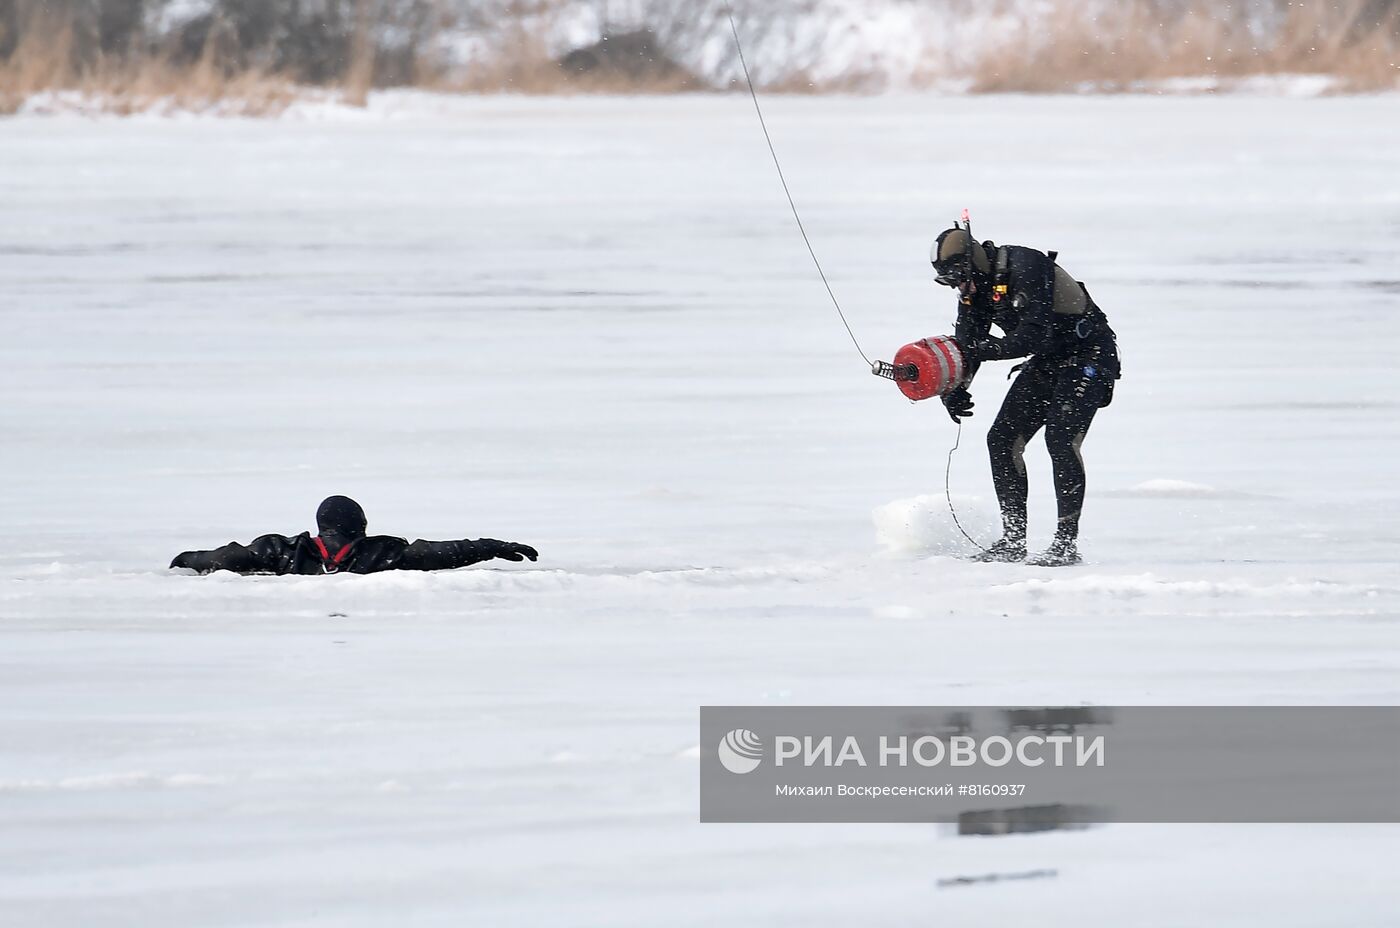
[1107,479,1262,499]
[1132,479,1219,496]
[872,494,997,558]
[991,573,1391,600]
[0,772,227,792]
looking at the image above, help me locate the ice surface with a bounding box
[2,94,1399,925]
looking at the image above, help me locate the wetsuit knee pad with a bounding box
[986,420,1021,455]
[1044,426,1085,464]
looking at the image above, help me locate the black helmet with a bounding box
[931,224,991,288]
[316,495,367,547]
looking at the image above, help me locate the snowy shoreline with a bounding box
[8,70,1387,121]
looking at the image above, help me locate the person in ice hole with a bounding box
[170,495,538,575]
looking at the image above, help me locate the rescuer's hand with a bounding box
[958,337,995,364]
[491,541,539,562]
[942,387,974,423]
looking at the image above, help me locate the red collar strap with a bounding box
[314,537,354,565]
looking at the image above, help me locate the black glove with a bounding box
[942,387,974,423]
[956,337,994,365]
[488,540,538,562]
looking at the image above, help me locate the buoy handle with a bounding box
[872,360,919,382]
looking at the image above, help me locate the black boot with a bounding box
[972,537,1027,563]
[973,513,1027,563]
[972,532,1027,563]
[1027,535,1082,568]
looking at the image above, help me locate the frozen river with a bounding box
[2,92,1398,925]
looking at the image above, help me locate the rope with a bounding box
[724,4,985,555]
[945,421,989,554]
[723,5,871,367]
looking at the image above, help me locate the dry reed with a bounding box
[0,5,294,115]
[969,0,1400,93]
[1,0,1395,114]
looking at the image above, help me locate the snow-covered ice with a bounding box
[2,93,1399,925]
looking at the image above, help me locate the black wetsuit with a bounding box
[170,532,535,576]
[951,244,1120,541]
[171,494,537,575]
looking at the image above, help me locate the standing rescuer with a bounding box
[931,220,1120,567]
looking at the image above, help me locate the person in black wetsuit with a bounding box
[170,495,538,575]
[931,222,1120,567]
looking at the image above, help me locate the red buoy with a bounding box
[882,336,966,401]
